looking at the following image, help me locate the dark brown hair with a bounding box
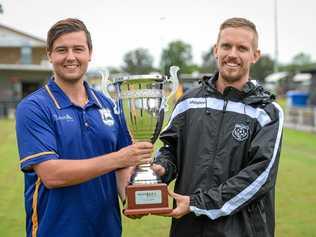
[46,18,92,53]
[218,17,258,49]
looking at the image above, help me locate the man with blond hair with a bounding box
[152,17,283,237]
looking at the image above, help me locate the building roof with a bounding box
[293,73,312,82]
[265,72,289,82]
[0,23,46,47]
[0,63,51,72]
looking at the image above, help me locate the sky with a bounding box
[0,0,315,69]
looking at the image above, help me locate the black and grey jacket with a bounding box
[154,73,284,237]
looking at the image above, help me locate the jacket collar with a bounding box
[203,72,274,105]
[45,77,102,109]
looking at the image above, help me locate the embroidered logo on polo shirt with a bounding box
[99,108,114,126]
[53,114,74,122]
[232,123,249,142]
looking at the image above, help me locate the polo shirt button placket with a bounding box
[83,110,89,128]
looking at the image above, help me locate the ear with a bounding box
[88,50,92,62]
[213,44,218,59]
[252,49,261,64]
[47,51,52,63]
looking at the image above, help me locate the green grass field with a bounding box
[0,119,315,236]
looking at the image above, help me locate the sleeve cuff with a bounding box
[20,152,59,172]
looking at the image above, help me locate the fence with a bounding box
[284,107,316,132]
[0,100,19,119]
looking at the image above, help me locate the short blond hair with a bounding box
[217,17,258,49]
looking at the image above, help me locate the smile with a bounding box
[224,62,240,69]
[64,65,79,69]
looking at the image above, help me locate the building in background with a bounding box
[301,68,316,106]
[0,23,52,118]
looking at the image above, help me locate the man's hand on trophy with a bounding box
[152,189,190,219]
[167,190,190,219]
[117,142,153,167]
[151,164,166,176]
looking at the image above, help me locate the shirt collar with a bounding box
[45,77,102,109]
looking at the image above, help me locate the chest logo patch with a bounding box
[232,123,249,142]
[99,108,114,126]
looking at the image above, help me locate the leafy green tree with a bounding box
[200,46,217,73]
[250,54,274,82]
[280,52,316,73]
[292,52,312,66]
[107,66,122,74]
[122,48,154,74]
[160,40,197,74]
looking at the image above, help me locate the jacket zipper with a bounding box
[207,96,228,186]
[213,97,228,153]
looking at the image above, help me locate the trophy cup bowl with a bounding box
[108,66,179,216]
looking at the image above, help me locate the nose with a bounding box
[65,49,76,61]
[227,47,238,58]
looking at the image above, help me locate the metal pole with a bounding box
[274,0,279,72]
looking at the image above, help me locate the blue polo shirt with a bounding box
[16,78,131,237]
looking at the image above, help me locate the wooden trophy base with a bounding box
[124,183,172,216]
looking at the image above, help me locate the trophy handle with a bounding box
[99,68,111,98]
[161,66,179,112]
[99,69,120,114]
[168,65,180,97]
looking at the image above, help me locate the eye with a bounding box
[74,47,86,53]
[221,43,231,50]
[238,46,249,52]
[55,47,66,53]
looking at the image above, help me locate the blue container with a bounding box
[286,91,309,107]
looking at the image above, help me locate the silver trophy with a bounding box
[103,66,179,215]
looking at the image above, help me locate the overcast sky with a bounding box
[0,0,315,69]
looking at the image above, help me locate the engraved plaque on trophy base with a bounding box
[124,183,172,216]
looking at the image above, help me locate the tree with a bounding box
[280,52,315,73]
[160,40,197,74]
[200,46,217,73]
[292,52,312,66]
[122,48,154,74]
[250,54,275,82]
[0,4,3,14]
[107,66,122,74]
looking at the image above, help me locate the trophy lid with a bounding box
[113,74,165,83]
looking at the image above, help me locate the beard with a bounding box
[220,69,242,83]
[218,61,249,84]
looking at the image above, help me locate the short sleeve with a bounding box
[16,100,59,172]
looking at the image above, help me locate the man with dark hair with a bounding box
[152,17,283,237]
[16,18,153,237]
[46,18,93,53]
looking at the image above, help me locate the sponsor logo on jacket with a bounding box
[189,100,205,105]
[232,123,249,142]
